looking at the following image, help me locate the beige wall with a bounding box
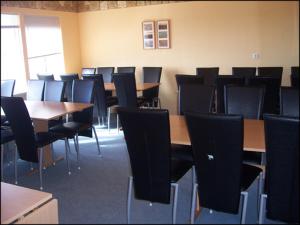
[1,6,82,75]
[78,1,299,113]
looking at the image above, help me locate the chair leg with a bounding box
[51,143,55,166]
[92,126,102,157]
[107,108,111,133]
[127,176,133,224]
[258,194,267,224]
[14,147,18,184]
[240,191,248,224]
[257,172,264,216]
[171,183,179,224]
[158,98,161,109]
[190,183,198,224]
[192,166,196,185]
[1,146,3,181]
[64,138,71,175]
[74,134,80,170]
[39,148,44,190]
[117,114,119,134]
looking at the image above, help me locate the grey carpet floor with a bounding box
[2,123,284,224]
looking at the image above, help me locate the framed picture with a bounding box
[157,20,170,49]
[142,21,155,49]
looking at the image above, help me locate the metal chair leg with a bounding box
[64,138,71,175]
[240,191,248,224]
[51,143,55,166]
[192,166,196,184]
[39,148,44,190]
[117,114,119,134]
[127,176,133,224]
[1,146,3,181]
[92,126,102,157]
[258,194,267,224]
[74,134,80,170]
[171,183,179,224]
[14,147,18,184]
[257,172,264,215]
[107,108,111,133]
[190,183,198,224]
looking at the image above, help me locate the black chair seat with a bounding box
[241,163,262,191]
[171,158,193,183]
[106,96,118,106]
[1,126,14,144]
[35,132,62,147]
[50,121,91,137]
[171,144,193,162]
[48,118,64,128]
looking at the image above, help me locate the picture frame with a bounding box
[142,21,155,49]
[156,20,170,49]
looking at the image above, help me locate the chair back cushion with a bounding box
[117,67,136,74]
[37,74,54,81]
[81,68,95,75]
[60,74,79,101]
[1,79,15,97]
[175,74,204,90]
[280,87,299,117]
[232,67,256,78]
[196,67,219,86]
[27,80,45,101]
[96,67,114,83]
[44,81,65,102]
[142,67,162,100]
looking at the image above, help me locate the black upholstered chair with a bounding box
[232,67,256,85]
[258,67,283,82]
[117,67,136,74]
[196,67,219,86]
[1,97,71,190]
[224,85,265,119]
[1,79,15,97]
[216,76,245,113]
[291,66,299,88]
[178,84,215,115]
[248,76,281,115]
[26,80,45,101]
[280,87,299,117]
[96,67,114,83]
[185,112,262,224]
[82,74,118,129]
[60,74,79,102]
[81,68,95,75]
[117,107,193,224]
[139,67,162,108]
[259,115,299,224]
[175,74,204,90]
[50,80,101,169]
[37,74,55,81]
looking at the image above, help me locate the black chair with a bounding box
[196,67,219,86]
[117,67,136,74]
[96,67,114,83]
[37,74,55,81]
[258,67,283,82]
[291,66,299,88]
[280,87,299,117]
[139,67,162,108]
[117,107,193,224]
[50,80,101,169]
[26,80,45,101]
[248,76,281,115]
[185,112,262,224]
[216,76,245,113]
[81,68,95,75]
[178,84,215,115]
[259,115,299,224]
[1,79,15,97]
[232,67,256,85]
[1,97,71,190]
[60,74,79,102]
[175,74,204,90]
[224,85,265,119]
[82,74,118,129]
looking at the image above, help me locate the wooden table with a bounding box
[25,101,93,167]
[104,83,160,91]
[1,182,58,224]
[170,115,265,152]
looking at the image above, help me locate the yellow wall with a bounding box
[78,1,299,113]
[1,6,82,75]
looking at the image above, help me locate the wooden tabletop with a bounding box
[104,83,160,91]
[24,101,93,120]
[1,182,53,224]
[170,115,265,153]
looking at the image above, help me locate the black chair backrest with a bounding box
[280,87,299,117]
[118,107,172,203]
[27,80,45,101]
[248,76,281,115]
[224,85,264,119]
[81,68,95,75]
[37,74,54,81]
[142,67,162,100]
[258,67,283,82]
[291,66,299,88]
[1,97,38,162]
[216,75,245,113]
[264,114,299,223]
[185,112,243,214]
[60,74,79,102]
[196,67,219,86]
[96,67,114,83]
[175,74,204,91]
[43,81,65,102]
[1,79,15,97]
[113,73,137,108]
[82,74,108,118]
[179,84,215,115]
[232,67,256,78]
[117,67,136,74]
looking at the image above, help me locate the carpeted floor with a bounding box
[2,119,284,224]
